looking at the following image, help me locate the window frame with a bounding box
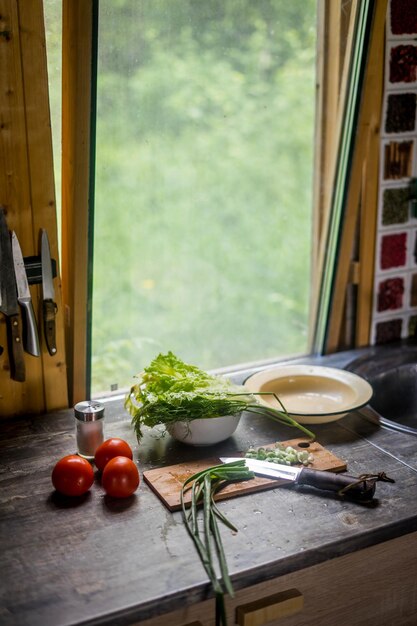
[60,0,385,404]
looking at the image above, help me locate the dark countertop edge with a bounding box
[72,518,417,626]
[230,517,417,590]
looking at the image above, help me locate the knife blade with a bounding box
[11,231,40,357]
[0,209,25,381]
[220,457,377,502]
[41,229,57,356]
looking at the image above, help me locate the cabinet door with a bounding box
[230,532,417,626]
[133,533,417,626]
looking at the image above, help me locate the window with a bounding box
[42,1,378,406]
[0,2,384,414]
[91,1,317,394]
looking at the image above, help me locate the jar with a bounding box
[74,401,105,460]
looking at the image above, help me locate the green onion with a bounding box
[180,460,254,626]
[245,442,314,466]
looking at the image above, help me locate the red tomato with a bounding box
[94,437,133,471]
[101,456,140,498]
[52,455,94,497]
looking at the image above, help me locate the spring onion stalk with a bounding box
[125,352,315,441]
[180,460,254,626]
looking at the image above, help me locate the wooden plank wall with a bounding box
[323,0,387,353]
[0,0,68,416]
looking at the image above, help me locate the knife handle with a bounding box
[43,299,57,356]
[20,299,41,357]
[298,467,376,502]
[6,313,25,382]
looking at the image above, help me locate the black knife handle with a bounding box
[298,467,376,502]
[6,313,25,382]
[43,300,57,356]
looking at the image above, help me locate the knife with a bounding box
[0,209,25,381]
[0,274,3,356]
[220,457,377,502]
[41,229,57,356]
[11,231,40,357]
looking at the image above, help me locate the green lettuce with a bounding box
[125,352,315,441]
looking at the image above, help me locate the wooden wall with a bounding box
[0,0,68,416]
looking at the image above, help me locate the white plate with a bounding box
[244,365,373,424]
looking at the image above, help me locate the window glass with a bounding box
[92,0,317,394]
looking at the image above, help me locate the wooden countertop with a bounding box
[1,346,417,626]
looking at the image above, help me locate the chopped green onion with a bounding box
[245,443,314,466]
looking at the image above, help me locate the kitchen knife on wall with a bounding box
[11,231,40,357]
[41,229,57,356]
[0,209,25,382]
[0,278,3,356]
[220,457,377,502]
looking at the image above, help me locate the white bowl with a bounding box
[166,414,241,446]
[244,365,373,424]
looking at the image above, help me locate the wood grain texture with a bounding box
[0,0,68,416]
[61,0,94,405]
[143,438,347,511]
[0,0,34,413]
[17,0,68,410]
[355,51,385,347]
[313,1,342,259]
[324,0,388,353]
[310,0,358,346]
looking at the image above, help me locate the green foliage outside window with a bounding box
[46,0,317,394]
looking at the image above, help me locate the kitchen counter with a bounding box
[1,345,417,626]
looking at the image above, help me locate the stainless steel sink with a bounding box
[346,343,417,436]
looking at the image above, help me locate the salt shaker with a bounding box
[74,401,105,460]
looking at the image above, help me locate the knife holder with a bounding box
[23,256,57,285]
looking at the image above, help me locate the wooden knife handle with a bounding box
[298,467,376,502]
[6,313,25,382]
[43,299,57,356]
[20,299,41,357]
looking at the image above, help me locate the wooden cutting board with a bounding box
[143,438,347,511]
